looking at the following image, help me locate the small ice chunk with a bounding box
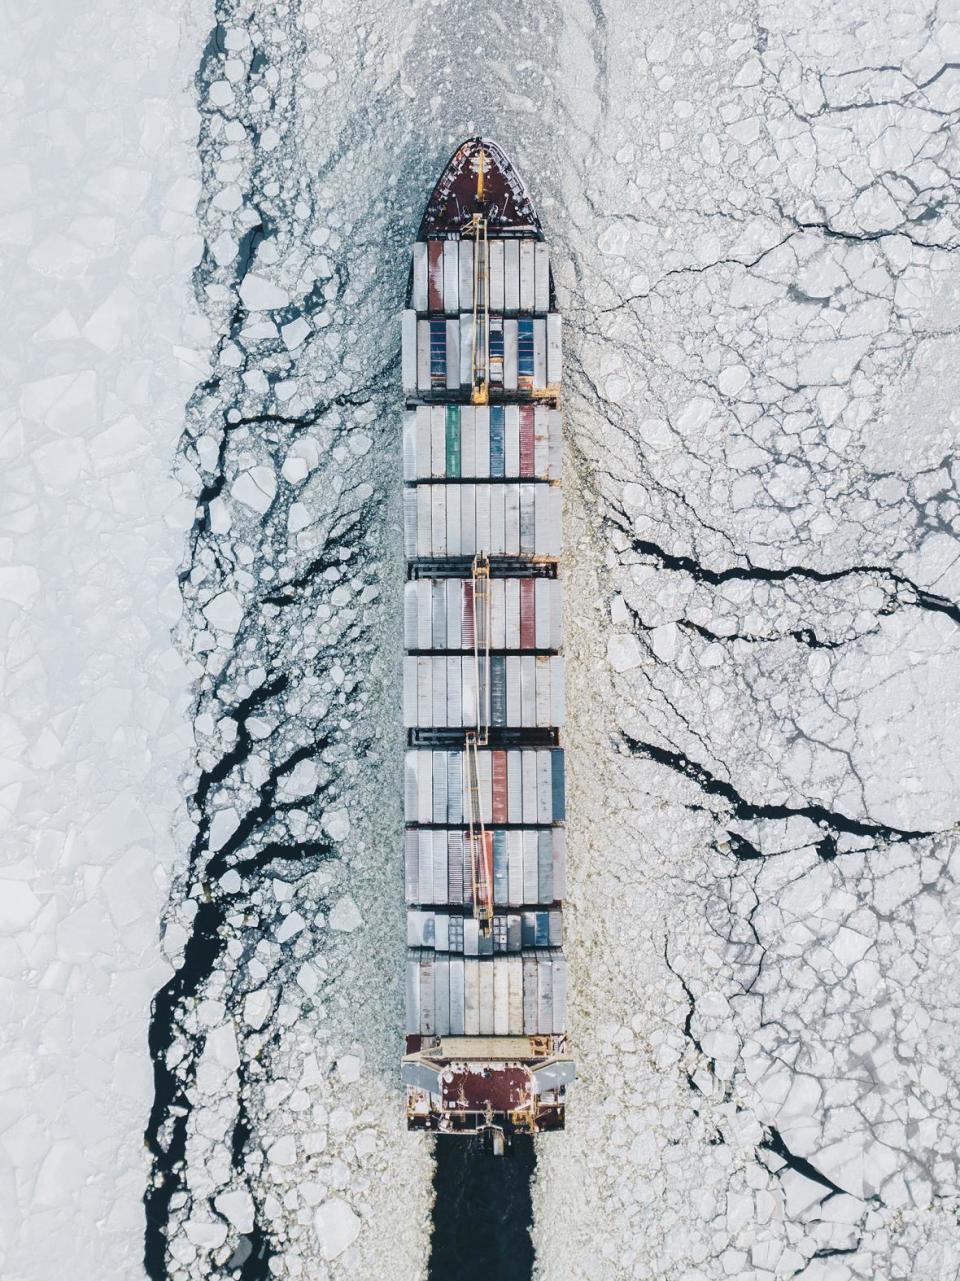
[313,1197,360,1260]
[232,465,277,514]
[243,988,273,1029]
[185,1219,228,1248]
[268,1135,297,1166]
[0,881,41,932]
[323,810,350,842]
[276,911,305,943]
[214,1189,254,1234]
[329,895,362,933]
[203,590,243,633]
[239,273,290,310]
[282,455,309,484]
[209,807,240,851]
[281,317,311,349]
[607,633,642,672]
[337,1055,361,1084]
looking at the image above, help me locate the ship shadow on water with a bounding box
[428,1136,536,1281]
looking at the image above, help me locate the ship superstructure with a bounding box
[400,139,573,1148]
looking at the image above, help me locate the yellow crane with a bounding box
[465,149,491,406]
[465,552,492,931]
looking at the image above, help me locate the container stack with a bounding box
[399,138,573,1140]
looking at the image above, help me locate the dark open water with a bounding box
[429,1138,536,1281]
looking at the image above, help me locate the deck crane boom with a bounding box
[465,551,492,932]
[466,149,491,406]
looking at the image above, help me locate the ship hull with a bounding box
[400,139,573,1140]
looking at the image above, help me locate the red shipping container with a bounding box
[519,405,535,476]
[491,750,508,823]
[428,241,444,312]
[520,578,536,649]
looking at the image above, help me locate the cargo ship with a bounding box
[400,138,574,1151]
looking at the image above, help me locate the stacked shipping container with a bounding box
[400,137,571,1138]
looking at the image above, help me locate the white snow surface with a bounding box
[1,1,204,1278]
[6,0,960,1280]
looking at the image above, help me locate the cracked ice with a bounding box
[6,0,960,1280]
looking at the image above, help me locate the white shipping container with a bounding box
[458,239,474,312]
[460,484,476,557]
[551,656,565,725]
[519,240,535,312]
[460,407,476,479]
[553,829,567,899]
[504,485,520,555]
[519,485,536,554]
[430,748,446,819]
[476,484,491,554]
[538,955,553,1034]
[504,240,520,311]
[504,406,520,476]
[507,751,523,824]
[446,483,462,557]
[548,409,562,480]
[407,956,421,1034]
[479,961,495,1035]
[449,956,465,1035]
[489,241,505,310]
[547,313,562,385]
[534,243,550,313]
[459,314,474,387]
[552,954,566,1034]
[445,579,460,649]
[522,955,538,1034]
[523,832,539,902]
[508,830,523,906]
[434,957,450,1035]
[505,578,520,649]
[417,655,431,727]
[431,656,446,729]
[494,958,510,1035]
[522,752,537,824]
[464,918,480,957]
[508,955,524,1034]
[402,309,418,393]
[533,318,547,390]
[416,486,431,557]
[415,405,431,479]
[417,318,431,392]
[412,243,429,312]
[462,654,476,728]
[405,830,418,902]
[448,755,463,826]
[489,484,505,555]
[420,958,435,1035]
[403,410,416,481]
[464,959,480,1035]
[403,657,417,727]
[535,654,550,726]
[506,656,521,728]
[490,579,506,650]
[443,240,459,314]
[446,319,460,392]
[431,486,446,556]
[403,489,417,559]
[475,406,490,476]
[533,406,549,478]
[536,752,553,825]
[447,655,461,728]
[534,578,550,649]
[504,319,518,391]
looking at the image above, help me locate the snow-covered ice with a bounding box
[6,0,960,1279]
